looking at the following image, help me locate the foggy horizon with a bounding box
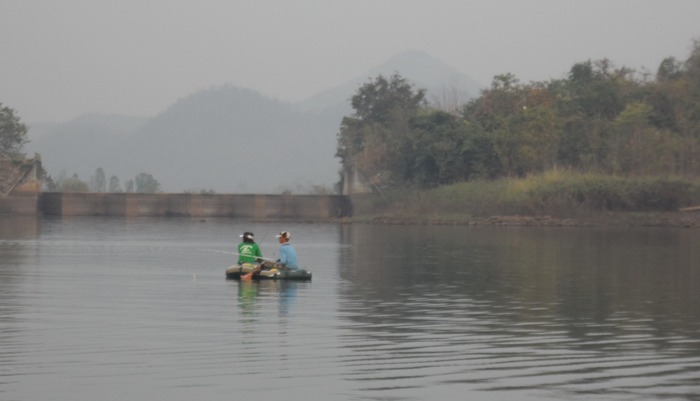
[3,0,700,125]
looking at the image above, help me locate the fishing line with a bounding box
[197,247,278,262]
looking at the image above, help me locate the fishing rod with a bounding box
[210,249,278,263]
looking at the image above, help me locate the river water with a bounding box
[1,216,699,401]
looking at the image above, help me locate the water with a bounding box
[1,216,699,401]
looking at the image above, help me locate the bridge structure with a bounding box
[1,155,354,219]
[38,192,350,219]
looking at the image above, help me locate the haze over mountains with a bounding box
[27,50,483,194]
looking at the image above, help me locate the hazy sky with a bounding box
[2,0,700,124]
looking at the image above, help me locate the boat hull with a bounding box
[225,263,312,281]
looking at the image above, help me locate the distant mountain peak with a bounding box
[369,49,482,92]
[297,49,483,113]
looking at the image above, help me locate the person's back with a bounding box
[276,231,298,269]
[237,232,262,264]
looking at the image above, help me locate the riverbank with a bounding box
[346,172,700,227]
[347,211,700,227]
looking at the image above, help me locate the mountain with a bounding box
[296,49,483,113]
[31,86,340,193]
[126,85,340,193]
[29,50,484,193]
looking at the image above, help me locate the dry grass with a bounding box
[357,170,700,220]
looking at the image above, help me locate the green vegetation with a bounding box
[338,40,700,193]
[45,168,161,193]
[52,173,91,192]
[0,103,29,159]
[133,172,160,193]
[338,40,700,220]
[353,171,700,221]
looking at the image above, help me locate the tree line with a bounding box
[1,104,162,193]
[337,39,700,190]
[44,168,161,193]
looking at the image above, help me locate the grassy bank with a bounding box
[351,171,700,226]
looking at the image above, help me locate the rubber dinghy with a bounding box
[226,263,312,281]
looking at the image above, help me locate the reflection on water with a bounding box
[337,225,700,400]
[0,217,699,400]
[0,216,39,272]
[237,280,305,319]
[0,215,39,239]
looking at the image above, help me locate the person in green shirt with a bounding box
[237,231,262,265]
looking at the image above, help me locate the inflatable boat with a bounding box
[226,263,312,281]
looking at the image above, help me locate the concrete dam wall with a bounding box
[39,193,351,219]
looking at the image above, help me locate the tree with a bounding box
[609,102,660,174]
[43,175,57,192]
[0,104,29,158]
[109,176,122,192]
[349,73,426,125]
[656,57,683,81]
[464,75,561,177]
[134,172,160,193]
[681,39,700,134]
[336,73,426,188]
[55,172,90,192]
[90,167,107,193]
[647,40,700,174]
[683,38,700,84]
[463,74,523,133]
[401,111,476,186]
[563,59,636,120]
